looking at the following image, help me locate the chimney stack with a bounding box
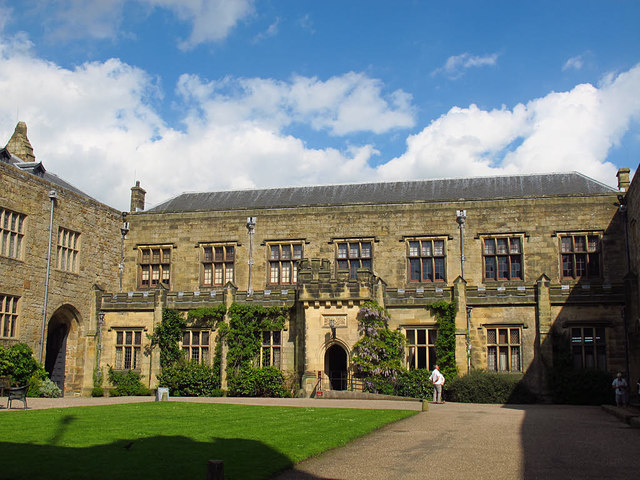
[5,121,36,162]
[617,168,630,192]
[130,181,146,212]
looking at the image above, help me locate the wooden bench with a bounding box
[7,385,28,409]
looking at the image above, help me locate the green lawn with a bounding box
[0,402,416,479]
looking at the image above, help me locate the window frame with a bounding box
[404,326,438,370]
[0,208,26,260]
[267,241,303,285]
[486,326,522,372]
[181,328,211,364]
[260,330,282,368]
[482,235,524,282]
[335,239,373,279]
[138,245,172,289]
[114,328,143,370]
[56,227,80,273]
[570,326,607,370]
[200,243,236,287]
[559,233,601,280]
[0,294,19,338]
[406,237,447,283]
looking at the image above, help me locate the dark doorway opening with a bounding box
[325,344,347,390]
[45,320,69,395]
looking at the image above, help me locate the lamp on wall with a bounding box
[329,318,336,339]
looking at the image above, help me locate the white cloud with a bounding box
[563,55,584,71]
[378,64,640,185]
[432,52,499,79]
[252,17,279,43]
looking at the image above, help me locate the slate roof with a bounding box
[148,172,617,213]
[0,148,93,200]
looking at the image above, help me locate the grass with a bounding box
[0,402,416,479]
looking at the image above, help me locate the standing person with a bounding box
[612,372,628,407]
[430,364,445,404]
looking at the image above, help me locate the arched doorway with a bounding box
[44,307,75,395]
[324,344,347,390]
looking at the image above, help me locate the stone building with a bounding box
[1,121,637,397]
[0,122,121,395]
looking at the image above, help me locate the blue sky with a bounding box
[1,0,639,210]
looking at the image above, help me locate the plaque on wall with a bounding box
[322,315,347,327]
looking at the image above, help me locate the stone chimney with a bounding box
[130,181,146,212]
[5,121,35,162]
[617,168,630,192]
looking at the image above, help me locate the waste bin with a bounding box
[156,387,169,402]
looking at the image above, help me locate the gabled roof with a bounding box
[148,172,617,213]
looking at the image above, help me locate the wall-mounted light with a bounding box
[329,318,336,339]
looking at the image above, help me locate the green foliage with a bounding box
[352,301,405,379]
[187,305,227,326]
[107,367,152,396]
[446,370,536,404]
[0,343,46,386]
[228,366,288,397]
[91,386,104,397]
[30,377,62,398]
[150,309,187,368]
[157,360,221,397]
[430,300,458,383]
[363,369,434,399]
[225,303,288,377]
[548,328,614,405]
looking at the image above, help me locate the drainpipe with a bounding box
[39,190,57,363]
[618,196,631,381]
[456,210,467,280]
[119,212,129,293]
[466,307,473,374]
[246,217,256,295]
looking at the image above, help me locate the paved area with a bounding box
[2,397,639,479]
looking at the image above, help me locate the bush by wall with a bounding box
[548,368,613,405]
[28,377,62,398]
[228,366,288,397]
[157,360,221,397]
[363,369,434,399]
[107,367,152,396]
[0,343,46,386]
[446,370,536,404]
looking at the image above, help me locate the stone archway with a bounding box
[324,344,348,390]
[44,306,79,395]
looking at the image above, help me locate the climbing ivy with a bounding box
[187,305,227,326]
[429,300,458,383]
[150,308,187,368]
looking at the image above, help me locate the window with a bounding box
[57,228,80,272]
[405,327,437,370]
[483,236,523,281]
[260,331,281,368]
[115,329,142,370]
[487,327,521,372]
[0,208,25,259]
[336,241,372,279]
[202,245,235,286]
[560,234,600,279]
[139,246,171,288]
[182,329,210,364]
[0,294,18,338]
[407,239,446,282]
[269,243,303,285]
[571,327,606,370]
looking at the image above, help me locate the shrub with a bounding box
[38,377,62,398]
[396,369,433,399]
[446,370,536,404]
[157,360,220,396]
[91,386,104,397]
[107,367,152,396]
[548,368,613,405]
[0,343,46,386]
[363,375,397,396]
[228,367,288,397]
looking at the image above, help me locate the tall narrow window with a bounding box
[0,208,25,259]
[269,243,303,285]
[202,245,235,286]
[487,327,521,372]
[336,241,372,279]
[571,327,606,370]
[182,329,210,364]
[115,329,142,370]
[0,294,19,338]
[260,331,282,368]
[57,228,80,273]
[561,234,600,279]
[407,239,446,282]
[139,246,171,288]
[483,236,523,281]
[405,327,438,370]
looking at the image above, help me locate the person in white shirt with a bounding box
[430,365,445,403]
[612,372,628,407]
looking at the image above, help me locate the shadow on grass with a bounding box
[0,434,304,480]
